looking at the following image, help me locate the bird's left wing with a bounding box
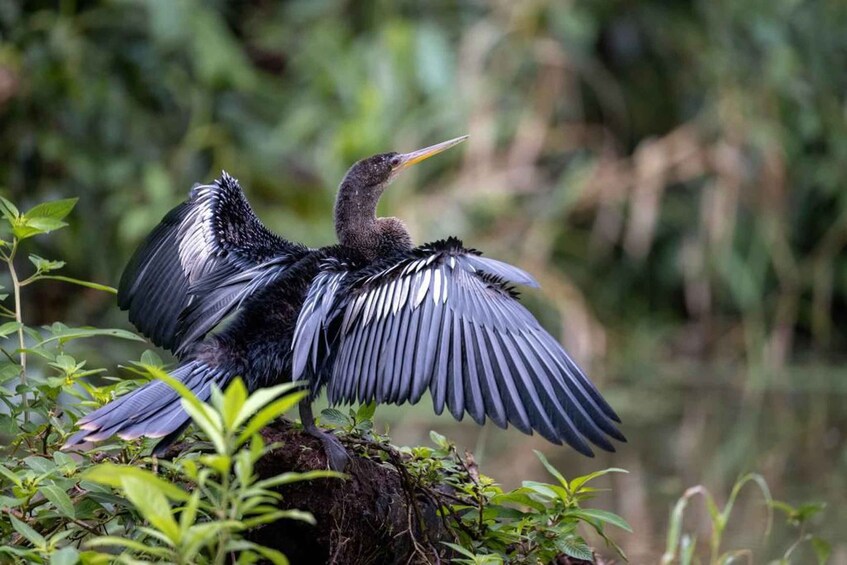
[119,172,309,355]
[292,238,624,456]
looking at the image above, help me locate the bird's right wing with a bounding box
[118,172,309,355]
[292,238,624,456]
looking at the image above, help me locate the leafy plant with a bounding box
[770,500,830,565]
[661,474,771,565]
[0,196,339,564]
[333,416,631,564]
[82,375,343,564]
[432,442,630,564]
[319,401,377,438]
[661,474,829,565]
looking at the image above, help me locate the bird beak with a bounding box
[393,135,468,172]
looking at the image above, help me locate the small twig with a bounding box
[41,422,53,455]
[452,446,485,534]
[6,241,30,423]
[0,346,16,365]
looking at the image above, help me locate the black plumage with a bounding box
[65,136,624,465]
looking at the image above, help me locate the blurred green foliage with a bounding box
[1,0,845,560]
[2,0,845,353]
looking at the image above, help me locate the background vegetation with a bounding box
[1,0,845,562]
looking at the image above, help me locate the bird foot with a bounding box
[299,399,349,471]
[306,426,350,471]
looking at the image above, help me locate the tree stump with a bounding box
[248,422,453,564]
[247,421,599,565]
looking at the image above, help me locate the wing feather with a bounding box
[470,321,506,427]
[462,318,486,425]
[119,172,308,354]
[447,317,465,420]
[292,238,624,455]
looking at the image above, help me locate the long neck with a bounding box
[334,177,381,250]
[334,177,412,260]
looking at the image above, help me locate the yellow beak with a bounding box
[394,135,468,171]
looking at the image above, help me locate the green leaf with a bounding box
[82,463,189,501]
[52,451,78,473]
[140,350,163,367]
[36,325,145,347]
[24,455,56,474]
[356,401,376,421]
[0,321,22,338]
[152,368,226,452]
[10,515,45,547]
[0,546,34,558]
[198,454,231,475]
[234,381,301,429]
[663,491,690,564]
[558,537,594,562]
[533,449,569,492]
[222,378,247,429]
[28,254,66,273]
[40,483,75,518]
[237,390,307,445]
[723,473,772,536]
[0,496,26,510]
[24,198,78,222]
[0,414,17,435]
[0,195,19,220]
[86,536,172,557]
[0,464,22,486]
[75,550,112,564]
[249,544,291,565]
[22,217,68,234]
[11,223,45,240]
[811,536,831,565]
[319,408,348,427]
[179,491,201,532]
[429,430,449,450]
[186,520,241,548]
[569,508,633,532]
[0,364,20,386]
[49,546,79,565]
[490,491,546,512]
[255,469,346,490]
[51,354,77,372]
[224,540,290,565]
[181,398,226,453]
[521,480,559,501]
[569,468,628,494]
[441,542,478,559]
[242,509,316,528]
[792,502,826,523]
[680,534,696,565]
[121,475,181,545]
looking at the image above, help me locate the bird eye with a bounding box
[389,156,401,167]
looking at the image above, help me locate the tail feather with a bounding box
[116,370,220,440]
[64,360,231,451]
[152,421,193,457]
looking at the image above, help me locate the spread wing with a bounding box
[293,238,624,456]
[118,172,309,355]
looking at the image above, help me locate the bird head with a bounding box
[345,135,468,194]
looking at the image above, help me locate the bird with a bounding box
[64,136,624,469]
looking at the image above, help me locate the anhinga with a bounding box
[64,136,624,469]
